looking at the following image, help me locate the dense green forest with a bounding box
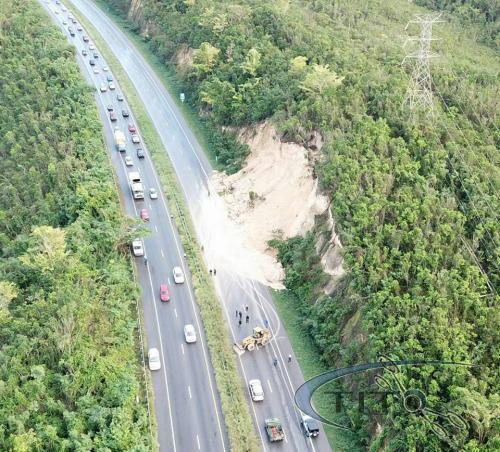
[0,0,150,449]
[102,0,499,450]
[414,0,498,49]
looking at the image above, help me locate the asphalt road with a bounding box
[40,0,334,451]
[39,2,229,451]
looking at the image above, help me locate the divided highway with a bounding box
[41,0,334,450]
[39,2,229,451]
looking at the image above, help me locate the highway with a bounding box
[39,2,229,451]
[41,0,333,451]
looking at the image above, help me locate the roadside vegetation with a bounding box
[66,3,259,450]
[100,0,499,450]
[0,1,151,449]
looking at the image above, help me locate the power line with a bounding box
[403,13,444,114]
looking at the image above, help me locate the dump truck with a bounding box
[233,326,271,355]
[114,129,126,152]
[128,171,144,199]
[265,418,285,442]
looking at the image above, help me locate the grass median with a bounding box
[66,3,259,451]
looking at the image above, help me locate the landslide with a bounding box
[103,0,499,450]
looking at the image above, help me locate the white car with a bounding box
[93,68,99,74]
[149,188,158,199]
[132,238,144,257]
[99,83,107,92]
[77,25,83,31]
[148,348,161,370]
[173,266,185,284]
[108,82,116,90]
[54,9,59,14]
[61,6,66,11]
[62,20,67,25]
[125,156,133,166]
[249,379,264,401]
[184,324,197,343]
[103,66,109,72]
[131,134,140,144]
[89,43,95,50]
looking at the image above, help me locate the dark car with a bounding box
[109,111,117,122]
[81,49,88,56]
[68,27,75,36]
[107,104,114,111]
[116,93,124,101]
[122,109,129,118]
[106,75,113,82]
[136,148,145,159]
[93,52,98,59]
[300,415,320,438]
[89,59,95,66]
[82,35,89,42]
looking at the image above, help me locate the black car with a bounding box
[300,415,320,438]
[93,52,98,59]
[122,109,129,117]
[136,148,145,159]
[82,35,89,42]
[89,59,95,66]
[82,49,88,56]
[68,27,75,36]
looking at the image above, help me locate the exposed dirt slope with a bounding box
[212,121,335,286]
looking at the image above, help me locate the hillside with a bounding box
[101,0,500,450]
[0,0,150,449]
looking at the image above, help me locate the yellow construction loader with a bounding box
[233,326,272,355]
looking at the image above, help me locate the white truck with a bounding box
[114,129,126,152]
[128,172,144,199]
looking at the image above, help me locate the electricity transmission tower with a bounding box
[403,14,443,114]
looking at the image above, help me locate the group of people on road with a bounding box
[236,306,250,327]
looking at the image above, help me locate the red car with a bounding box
[160,284,170,302]
[128,123,137,133]
[140,208,150,221]
[109,111,117,122]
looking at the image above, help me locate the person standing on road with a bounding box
[209,269,212,275]
[239,311,242,320]
[245,304,249,311]
[288,354,292,363]
[236,309,239,317]
[246,315,249,324]
[264,319,269,328]
[213,268,216,275]
[238,319,242,328]
[273,357,278,367]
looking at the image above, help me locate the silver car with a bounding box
[183,324,197,343]
[173,266,184,284]
[148,348,161,370]
[249,379,264,401]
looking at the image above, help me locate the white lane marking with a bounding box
[68,4,224,449]
[196,435,201,450]
[174,308,178,318]
[154,224,158,232]
[188,385,192,399]
[160,248,164,258]
[210,277,268,451]
[181,343,184,354]
[267,379,273,394]
[149,203,152,209]
[167,277,171,285]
